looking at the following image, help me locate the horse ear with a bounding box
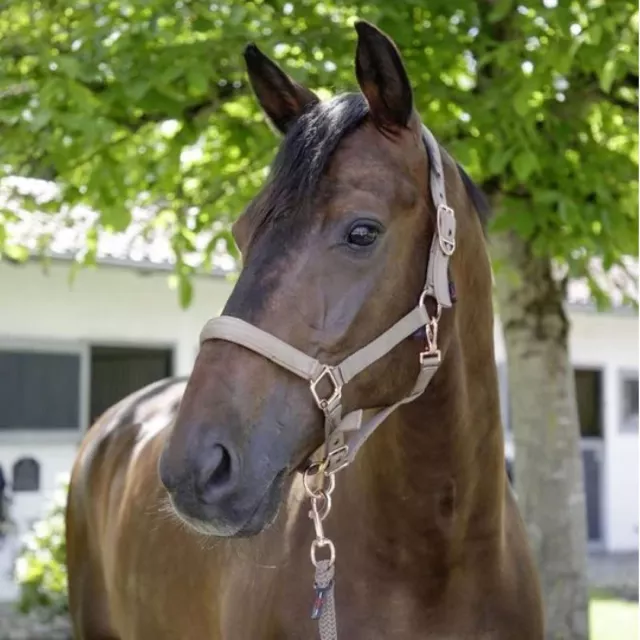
[243,44,320,135]
[354,21,413,132]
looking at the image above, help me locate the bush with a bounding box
[14,477,69,618]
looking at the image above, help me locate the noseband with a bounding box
[199,125,457,475]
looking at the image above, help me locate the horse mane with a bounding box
[456,162,492,235]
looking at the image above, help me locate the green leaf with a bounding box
[512,150,538,182]
[127,80,150,102]
[55,55,82,79]
[589,24,603,45]
[178,274,193,309]
[488,148,514,175]
[207,228,240,260]
[513,90,531,117]
[187,68,209,97]
[600,59,617,93]
[5,244,29,261]
[488,0,515,23]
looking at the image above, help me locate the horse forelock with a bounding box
[241,93,370,243]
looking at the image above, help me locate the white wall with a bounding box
[571,310,639,552]
[0,260,235,377]
[494,308,639,552]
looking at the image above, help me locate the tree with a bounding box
[1,2,637,638]
[460,5,637,639]
[0,0,363,304]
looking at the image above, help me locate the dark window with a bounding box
[574,369,603,438]
[90,346,173,423]
[582,447,602,542]
[12,458,40,492]
[0,350,80,430]
[621,373,639,433]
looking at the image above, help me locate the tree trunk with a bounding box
[491,228,590,640]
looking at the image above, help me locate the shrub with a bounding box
[14,477,69,618]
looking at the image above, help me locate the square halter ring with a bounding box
[310,366,342,410]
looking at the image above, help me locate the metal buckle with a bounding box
[420,350,442,366]
[310,366,342,410]
[437,204,456,256]
[324,444,350,475]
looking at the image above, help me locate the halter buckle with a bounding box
[310,366,342,410]
[420,350,442,366]
[437,204,456,256]
[323,444,350,475]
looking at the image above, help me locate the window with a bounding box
[620,371,639,433]
[90,346,174,424]
[574,368,603,438]
[0,349,81,430]
[12,457,40,492]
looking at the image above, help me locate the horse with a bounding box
[65,21,544,639]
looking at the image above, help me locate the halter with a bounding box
[198,125,457,475]
[198,125,456,639]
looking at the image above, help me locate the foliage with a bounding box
[0,0,637,306]
[14,478,68,617]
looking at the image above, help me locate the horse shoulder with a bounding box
[66,377,188,638]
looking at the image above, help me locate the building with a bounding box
[0,178,637,600]
[496,301,639,553]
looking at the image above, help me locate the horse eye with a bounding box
[347,222,380,248]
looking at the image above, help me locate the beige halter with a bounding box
[198,125,457,476]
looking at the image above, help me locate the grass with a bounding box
[591,595,638,640]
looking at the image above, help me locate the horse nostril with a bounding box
[207,445,232,486]
[197,443,235,504]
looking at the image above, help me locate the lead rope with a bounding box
[304,463,338,640]
[314,560,337,640]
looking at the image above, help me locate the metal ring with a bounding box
[311,491,332,521]
[419,290,442,321]
[310,538,336,568]
[303,463,325,498]
[303,464,335,499]
[418,289,430,311]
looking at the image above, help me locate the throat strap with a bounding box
[198,124,456,475]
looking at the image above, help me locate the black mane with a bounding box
[456,162,492,234]
[247,93,369,236]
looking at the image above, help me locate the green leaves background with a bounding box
[0,0,637,307]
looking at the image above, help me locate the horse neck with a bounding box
[348,243,505,562]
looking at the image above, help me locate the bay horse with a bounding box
[66,21,544,639]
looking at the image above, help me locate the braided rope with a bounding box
[314,560,337,640]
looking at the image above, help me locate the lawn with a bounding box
[591,596,638,640]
